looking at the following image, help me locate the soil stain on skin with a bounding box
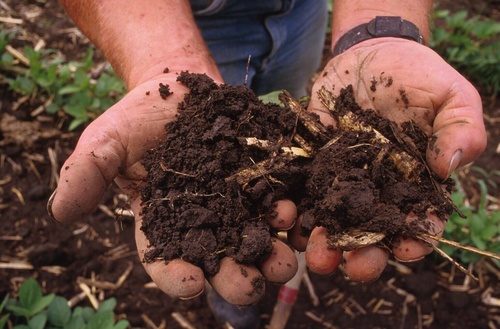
[140,72,455,277]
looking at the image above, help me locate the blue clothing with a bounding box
[191,0,328,98]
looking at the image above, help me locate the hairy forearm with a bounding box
[59,0,220,88]
[331,0,434,49]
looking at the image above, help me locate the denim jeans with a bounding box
[191,0,328,98]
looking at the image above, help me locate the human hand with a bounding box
[299,38,486,282]
[48,70,299,305]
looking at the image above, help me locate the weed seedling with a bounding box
[0,278,129,329]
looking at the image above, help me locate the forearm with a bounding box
[59,0,220,89]
[331,0,434,50]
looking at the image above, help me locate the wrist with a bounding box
[331,0,433,51]
[60,0,222,89]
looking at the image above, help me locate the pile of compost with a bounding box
[140,72,455,276]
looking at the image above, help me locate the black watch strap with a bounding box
[332,16,424,57]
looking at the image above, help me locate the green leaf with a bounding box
[19,278,42,310]
[45,103,60,114]
[86,310,115,329]
[470,234,487,250]
[73,69,90,89]
[47,296,71,326]
[0,314,10,329]
[81,48,94,70]
[1,52,14,65]
[471,20,500,39]
[259,90,282,104]
[433,9,450,19]
[9,76,36,95]
[65,315,86,329]
[23,46,41,68]
[0,294,8,313]
[469,214,485,235]
[446,10,469,28]
[63,103,87,118]
[34,64,58,88]
[12,325,30,329]
[79,306,96,323]
[58,85,82,95]
[28,295,55,318]
[28,313,47,329]
[6,305,32,318]
[97,298,116,313]
[68,118,86,131]
[113,320,129,329]
[479,221,497,241]
[97,98,114,112]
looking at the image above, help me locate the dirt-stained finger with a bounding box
[133,197,205,300]
[306,227,342,275]
[267,199,297,230]
[260,238,298,284]
[144,259,205,299]
[340,246,389,283]
[209,257,265,306]
[393,211,446,262]
[288,214,310,252]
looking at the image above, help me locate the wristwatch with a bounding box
[332,16,424,57]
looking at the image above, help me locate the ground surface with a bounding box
[1,1,499,328]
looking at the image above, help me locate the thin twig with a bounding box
[5,45,29,66]
[77,261,133,290]
[78,282,99,310]
[171,312,196,329]
[420,233,500,261]
[0,261,33,270]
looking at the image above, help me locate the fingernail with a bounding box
[47,189,60,223]
[446,149,463,178]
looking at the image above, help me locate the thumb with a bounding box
[48,114,127,222]
[426,78,486,179]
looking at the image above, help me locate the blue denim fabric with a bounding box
[192,0,328,98]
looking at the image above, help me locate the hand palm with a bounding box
[304,39,486,281]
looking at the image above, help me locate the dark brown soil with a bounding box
[140,72,455,281]
[141,72,304,276]
[1,1,499,328]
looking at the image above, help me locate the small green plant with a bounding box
[441,170,500,264]
[430,10,500,95]
[0,24,125,130]
[0,278,129,329]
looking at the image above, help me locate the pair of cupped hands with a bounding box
[48,39,486,306]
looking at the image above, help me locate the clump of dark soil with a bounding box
[140,72,455,276]
[300,86,456,248]
[140,72,312,276]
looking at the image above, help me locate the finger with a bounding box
[132,197,206,299]
[260,238,298,284]
[305,227,342,275]
[48,116,126,222]
[393,211,446,262]
[340,246,389,283]
[267,199,297,230]
[209,257,265,306]
[143,259,205,299]
[288,214,309,252]
[427,75,486,179]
